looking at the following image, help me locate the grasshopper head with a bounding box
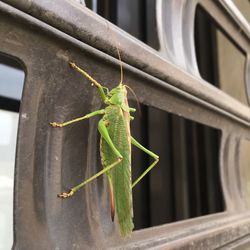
[108,84,127,106]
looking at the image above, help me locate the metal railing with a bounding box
[0,0,250,249]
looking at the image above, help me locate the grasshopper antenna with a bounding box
[116,43,123,85]
[106,21,141,115]
[125,85,141,116]
[113,35,141,114]
[106,20,123,85]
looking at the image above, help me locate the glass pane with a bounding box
[0,54,24,250]
[195,5,247,105]
[0,110,19,250]
[239,139,250,207]
[0,63,24,100]
[216,30,247,105]
[86,0,159,50]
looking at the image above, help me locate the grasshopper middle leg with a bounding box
[50,109,105,128]
[131,136,159,188]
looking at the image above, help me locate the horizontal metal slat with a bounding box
[2,0,250,125]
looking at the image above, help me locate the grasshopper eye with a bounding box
[103,87,109,96]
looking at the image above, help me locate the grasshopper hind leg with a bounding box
[57,157,122,198]
[57,119,123,198]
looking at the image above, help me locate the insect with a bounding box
[50,49,159,237]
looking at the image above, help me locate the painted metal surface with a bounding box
[0,0,250,249]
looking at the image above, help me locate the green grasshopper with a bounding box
[50,54,159,237]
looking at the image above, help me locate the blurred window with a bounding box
[0,54,24,250]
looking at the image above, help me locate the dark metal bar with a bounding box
[171,116,190,220]
[0,96,20,112]
[131,104,151,230]
[186,121,202,217]
[147,108,173,226]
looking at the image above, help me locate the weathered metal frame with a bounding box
[0,0,250,249]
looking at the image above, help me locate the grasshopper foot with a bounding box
[58,190,74,198]
[69,62,76,68]
[50,122,63,128]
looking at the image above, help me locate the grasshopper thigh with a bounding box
[98,119,123,159]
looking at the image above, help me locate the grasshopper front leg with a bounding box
[70,62,108,103]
